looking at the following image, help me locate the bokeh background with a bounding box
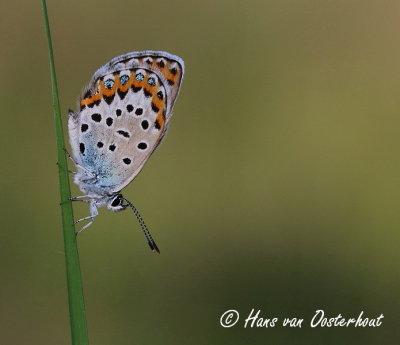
[1,0,399,344]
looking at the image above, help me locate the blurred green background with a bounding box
[1,0,399,344]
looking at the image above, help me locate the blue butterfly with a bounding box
[67,51,184,252]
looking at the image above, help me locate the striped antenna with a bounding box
[122,198,160,253]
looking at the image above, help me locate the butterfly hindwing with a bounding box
[68,51,184,193]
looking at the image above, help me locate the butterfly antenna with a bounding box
[122,198,160,254]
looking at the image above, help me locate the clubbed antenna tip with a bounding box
[148,240,160,254]
[122,197,161,254]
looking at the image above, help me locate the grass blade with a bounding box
[41,1,89,344]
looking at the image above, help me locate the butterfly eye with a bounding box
[111,195,122,207]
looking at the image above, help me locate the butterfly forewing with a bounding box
[69,51,184,192]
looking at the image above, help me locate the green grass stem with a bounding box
[41,1,89,344]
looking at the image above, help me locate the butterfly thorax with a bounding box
[74,172,125,211]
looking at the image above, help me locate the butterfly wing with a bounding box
[68,51,184,193]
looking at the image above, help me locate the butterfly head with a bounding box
[107,193,126,212]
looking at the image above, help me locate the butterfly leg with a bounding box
[60,195,91,205]
[69,195,91,203]
[63,148,96,178]
[56,162,76,174]
[75,201,99,235]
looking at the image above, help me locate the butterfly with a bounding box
[67,51,184,253]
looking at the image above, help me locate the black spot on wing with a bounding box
[132,85,142,93]
[103,94,115,105]
[137,142,147,150]
[117,89,128,100]
[141,120,149,130]
[144,89,152,98]
[151,103,159,113]
[91,113,102,122]
[117,130,130,138]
